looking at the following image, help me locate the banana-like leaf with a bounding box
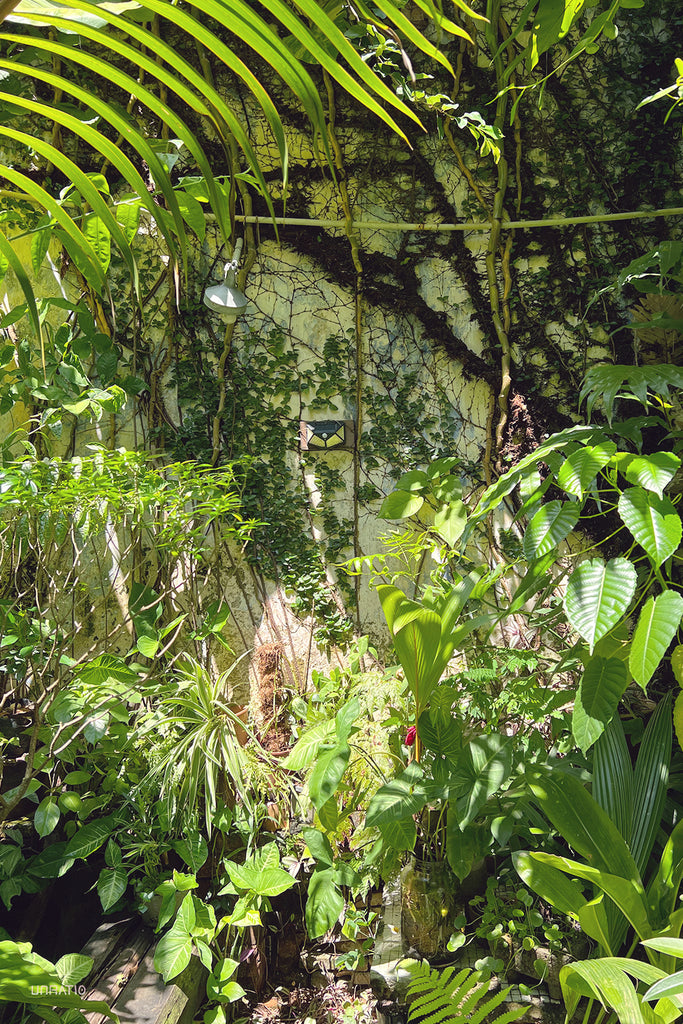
[513,849,588,918]
[525,770,641,882]
[530,852,652,941]
[564,557,637,653]
[560,958,672,1024]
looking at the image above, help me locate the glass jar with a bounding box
[400,857,456,959]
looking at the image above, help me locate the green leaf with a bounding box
[557,442,617,498]
[173,833,208,872]
[472,426,602,521]
[525,771,641,882]
[82,214,111,273]
[305,868,343,938]
[433,500,467,547]
[629,592,683,689]
[453,734,512,829]
[207,958,243,1002]
[418,708,462,761]
[308,740,349,811]
[366,762,427,827]
[97,866,128,911]
[513,851,587,918]
[154,926,193,982]
[31,214,52,276]
[631,696,672,879]
[281,719,336,770]
[55,953,93,986]
[529,0,584,69]
[34,797,60,838]
[302,826,334,867]
[29,842,75,878]
[573,657,628,753]
[396,470,428,492]
[564,558,637,653]
[623,452,681,498]
[115,196,142,243]
[523,500,580,559]
[65,818,113,860]
[379,489,424,519]
[643,970,683,1003]
[618,488,682,569]
[176,191,206,241]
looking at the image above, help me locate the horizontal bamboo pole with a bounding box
[236,206,683,232]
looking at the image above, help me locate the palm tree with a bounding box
[0,0,480,307]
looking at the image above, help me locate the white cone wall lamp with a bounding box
[203,239,248,322]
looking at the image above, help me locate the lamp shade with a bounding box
[203,282,248,320]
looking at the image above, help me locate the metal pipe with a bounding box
[233,206,683,233]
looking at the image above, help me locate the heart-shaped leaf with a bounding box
[557,442,616,498]
[564,558,637,653]
[523,500,579,559]
[379,489,424,519]
[623,452,681,498]
[618,487,682,568]
[630,591,683,689]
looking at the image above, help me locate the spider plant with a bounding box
[137,655,264,835]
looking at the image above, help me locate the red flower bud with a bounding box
[405,726,417,746]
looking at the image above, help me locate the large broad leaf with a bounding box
[379,489,424,519]
[452,735,512,829]
[308,740,350,811]
[522,500,580,559]
[618,488,682,569]
[305,868,343,939]
[0,942,115,1018]
[513,850,588,918]
[623,452,681,499]
[629,592,683,689]
[572,656,628,754]
[564,557,637,653]
[631,696,672,880]
[154,923,193,982]
[525,771,641,882]
[97,866,128,911]
[471,426,604,523]
[65,817,113,860]
[378,586,442,713]
[557,442,617,499]
[281,719,336,770]
[530,853,651,941]
[560,958,657,1024]
[418,708,462,762]
[366,762,426,828]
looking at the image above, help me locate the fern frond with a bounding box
[407,962,527,1024]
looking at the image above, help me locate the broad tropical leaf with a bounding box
[629,592,683,689]
[522,500,579,559]
[618,487,682,569]
[564,558,637,653]
[556,442,616,498]
[572,656,627,753]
